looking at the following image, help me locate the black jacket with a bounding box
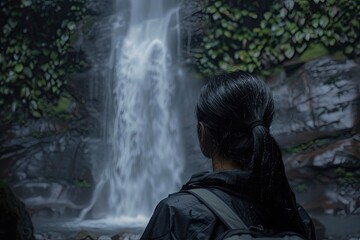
[140,170,315,240]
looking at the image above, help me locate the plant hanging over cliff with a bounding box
[0,0,91,120]
[192,0,360,76]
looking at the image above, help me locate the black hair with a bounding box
[196,71,309,237]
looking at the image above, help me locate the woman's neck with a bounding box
[212,152,242,171]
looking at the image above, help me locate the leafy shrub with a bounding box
[193,0,360,76]
[0,0,90,120]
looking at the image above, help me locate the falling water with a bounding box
[80,0,184,223]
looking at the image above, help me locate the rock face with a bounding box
[270,57,360,215]
[0,181,35,240]
[0,0,115,220]
[0,100,101,218]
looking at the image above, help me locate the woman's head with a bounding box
[196,71,274,169]
[196,71,309,237]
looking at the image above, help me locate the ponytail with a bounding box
[251,123,308,237]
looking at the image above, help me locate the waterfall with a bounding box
[80,0,184,223]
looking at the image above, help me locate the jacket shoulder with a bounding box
[163,191,202,207]
[159,191,217,218]
[141,191,219,240]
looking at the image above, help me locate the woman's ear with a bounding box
[198,122,213,158]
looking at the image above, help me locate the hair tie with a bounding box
[248,120,264,130]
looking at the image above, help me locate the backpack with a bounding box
[187,188,308,240]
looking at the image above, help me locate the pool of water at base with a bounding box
[32,216,147,239]
[311,214,360,239]
[32,214,360,240]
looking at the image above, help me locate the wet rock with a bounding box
[271,57,360,146]
[0,181,35,240]
[269,57,360,217]
[312,218,326,240]
[284,136,360,169]
[0,117,97,218]
[0,0,109,221]
[111,233,141,240]
[179,0,206,58]
[34,232,65,240]
[74,230,99,240]
[98,236,112,240]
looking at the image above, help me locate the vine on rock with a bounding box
[0,0,90,120]
[192,0,360,76]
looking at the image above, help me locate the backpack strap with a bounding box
[187,188,248,230]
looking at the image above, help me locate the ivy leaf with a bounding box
[60,34,69,44]
[311,19,319,28]
[14,64,24,73]
[24,67,32,78]
[50,51,58,60]
[31,110,41,118]
[247,64,256,72]
[248,12,258,19]
[294,32,304,42]
[30,100,38,110]
[42,49,50,56]
[328,38,336,46]
[215,29,223,37]
[279,8,288,18]
[345,46,353,54]
[298,18,306,26]
[8,18,18,28]
[20,87,30,98]
[277,54,285,62]
[296,43,307,53]
[329,6,338,17]
[205,42,213,49]
[285,47,295,58]
[67,22,76,31]
[61,20,69,28]
[224,31,231,37]
[52,86,58,93]
[253,51,260,58]
[58,69,66,76]
[319,16,329,28]
[219,6,227,14]
[45,73,51,80]
[284,0,295,11]
[264,12,272,20]
[276,28,285,36]
[11,101,17,112]
[21,0,32,7]
[260,20,267,29]
[214,1,222,8]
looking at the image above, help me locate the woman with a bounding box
[140,72,316,239]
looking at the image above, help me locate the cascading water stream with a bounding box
[80,0,184,224]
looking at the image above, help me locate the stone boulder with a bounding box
[270,56,360,215]
[0,181,35,240]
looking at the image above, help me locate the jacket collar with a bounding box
[181,170,253,195]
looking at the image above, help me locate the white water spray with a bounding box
[81,0,184,223]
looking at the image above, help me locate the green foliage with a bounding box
[293,183,308,193]
[298,43,328,62]
[193,0,360,76]
[0,0,90,119]
[336,167,359,185]
[74,179,91,188]
[286,138,329,154]
[39,91,76,120]
[0,178,6,188]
